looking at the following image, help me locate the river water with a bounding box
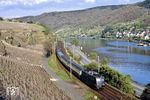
[79,38,150,85]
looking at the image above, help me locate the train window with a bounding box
[96,78,101,86]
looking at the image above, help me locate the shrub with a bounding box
[40,24,50,35]
[89,52,97,60]
[101,57,109,66]
[66,48,81,63]
[0,17,3,21]
[100,66,134,94]
[83,62,98,70]
[70,38,79,46]
[43,39,53,57]
[83,62,134,94]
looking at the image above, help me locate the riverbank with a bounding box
[131,81,146,97]
[78,38,150,85]
[79,37,150,47]
[66,42,146,97]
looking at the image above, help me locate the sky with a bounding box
[0,0,144,18]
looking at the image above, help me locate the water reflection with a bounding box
[79,38,150,85]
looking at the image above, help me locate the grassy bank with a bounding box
[47,54,73,82]
[47,54,101,100]
[84,91,100,100]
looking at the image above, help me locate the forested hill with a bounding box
[137,0,150,8]
[16,0,150,36]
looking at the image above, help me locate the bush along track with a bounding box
[83,62,134,95]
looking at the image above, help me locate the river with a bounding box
[79,38,150,85]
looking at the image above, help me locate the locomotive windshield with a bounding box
[96,76,105,88]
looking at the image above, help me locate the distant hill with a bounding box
[137,0,150,9]
[16,0,150,36]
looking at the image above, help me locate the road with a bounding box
[40,57,85,100]
[66,43,91,64]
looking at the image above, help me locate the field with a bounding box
[0,21,71,100]
[0,55,70,100]
[0,21,46,47]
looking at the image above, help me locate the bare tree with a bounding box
[43,39,53,57]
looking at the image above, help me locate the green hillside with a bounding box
[16,0,150,37]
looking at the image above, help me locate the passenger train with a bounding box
[56,48,105,90]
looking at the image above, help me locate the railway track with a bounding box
[56,54,128,100]
[56,41,135,100]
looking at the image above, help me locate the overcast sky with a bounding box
[0,0,144,18]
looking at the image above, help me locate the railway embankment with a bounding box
[40,55,87,100]
[65,42,146,98]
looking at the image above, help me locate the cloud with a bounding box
[0,0,64,6]
[83,0,96,3]
[124,0,130,3]
[118,0,131,3]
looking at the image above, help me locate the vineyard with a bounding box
[0,21,46,47]
[0,21,71,100]
[3,40,42,64]
[0,55,70,100]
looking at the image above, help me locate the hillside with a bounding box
[16,0,150,36]
[0,54,70,100]
[137,0,150,8]
[0,21,46,47]
[0,21,71,100]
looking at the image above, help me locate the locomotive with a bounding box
[56,48,105,89]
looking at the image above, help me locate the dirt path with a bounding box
[0,41,71,100]
[40,57,86,100]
